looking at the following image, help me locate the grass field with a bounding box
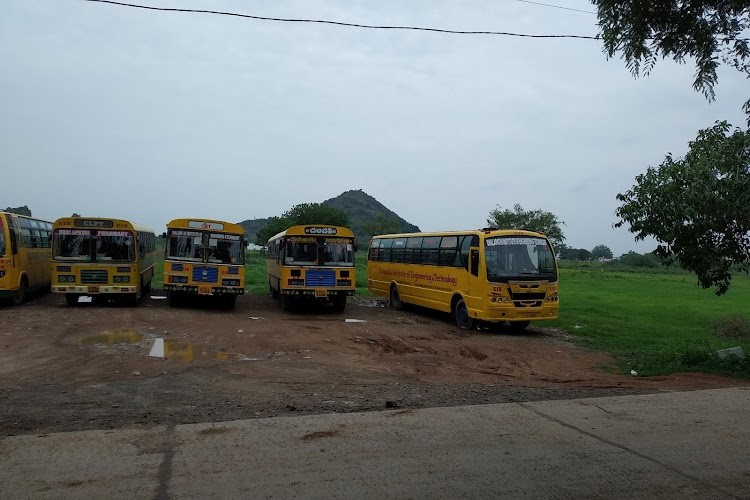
[151,249,750,378]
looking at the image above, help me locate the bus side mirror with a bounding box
[470,248,479,277]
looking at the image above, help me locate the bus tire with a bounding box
[389,285,404,311]
[11,277,28,306]
[332,294,346,312]
[280,294,292,311]
[65,293,80,306]
[509,320,530,331]
[454,298,474,330]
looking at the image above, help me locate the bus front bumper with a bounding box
[52,285,138,295]
[164,284,245,295]
[479,305,559,322]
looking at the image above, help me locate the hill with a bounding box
[238,190,420,243]
[322,189,420,241]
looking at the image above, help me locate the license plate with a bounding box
[88,286,99,294]
[198,285,211,295]
[315,289,327,298]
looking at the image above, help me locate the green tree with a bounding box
[594,0,750,114]
[487,204,565,250]
[560,247,592,261]
[619,251,661,268]
[255,216,291,246]
[255,203,351,246]
[5,205,31,216]
[615,121,750,295]
[591,244,614,260]
[362,214,401,238]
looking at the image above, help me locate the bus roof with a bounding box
[268,225,355,242]
[370,228,549,240]
[52,217,155,234]
[166,218,245,235]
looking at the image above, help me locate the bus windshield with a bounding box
[54,229,135,262]
[167,230,203,262]
[207,232,243,265]
[284,237,355,267]
[484,236,556,282]
[167,230,244,264]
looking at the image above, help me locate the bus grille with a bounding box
[509,292,545,308]
[305,269,335,287]
[81,270,108,284]
[193,267,219,283]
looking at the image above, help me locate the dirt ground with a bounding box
[0,291,744,436]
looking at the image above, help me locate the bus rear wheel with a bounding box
[11,278,28,306]
[389,285,404,311]
[454,298,474,330]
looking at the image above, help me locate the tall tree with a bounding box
[594,0,750,114]
[591,244,614,260]
[283,203,350,227]
[615,121,750,295]
[487,204,565,250]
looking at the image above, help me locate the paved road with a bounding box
[2,387,749,499]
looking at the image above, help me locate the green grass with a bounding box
[546,263,750,377]
[151,248,750,378]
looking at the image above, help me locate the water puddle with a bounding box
[79,329,143,345]
[148,338,230,362]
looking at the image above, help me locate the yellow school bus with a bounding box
[0,212,52,305]
[267,225,356,311]
[163,218,246,308]
[51,217,156,306]
[367,228,559,330]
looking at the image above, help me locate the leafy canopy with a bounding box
[255,203,351,245]
[615,121,750,295]
[591,244,614,260]
[594,0,750,113]
[487,203,566,250]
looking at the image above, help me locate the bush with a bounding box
[713,315,750,340]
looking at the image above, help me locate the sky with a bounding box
[1,0,747,257]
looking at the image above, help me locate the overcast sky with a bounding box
[1,0,747,256]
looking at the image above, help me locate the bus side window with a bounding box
[470,248,479,277]
[7,216,19,255]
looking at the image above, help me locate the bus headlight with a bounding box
[169,276,188,284]
[222,279,240,287]
[58,275,75,283]
[114,276,130,283]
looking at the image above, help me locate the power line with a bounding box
[83,0,600,40]
[514,0,595,15]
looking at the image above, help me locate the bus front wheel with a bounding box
[280,294,292,311]
[389,285,404,311]
[509,320,530,331]
[332,294,346,312]
[11,278,28,306]
[454,298,474,330]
